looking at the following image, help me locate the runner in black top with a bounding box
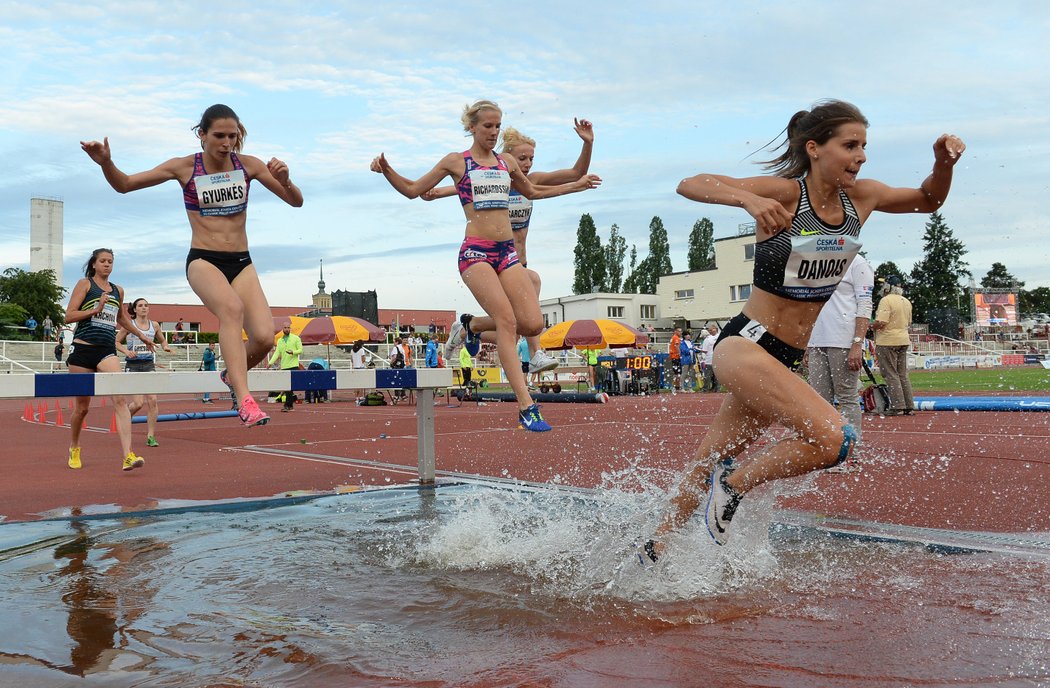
[64,248,155,472]
[645,100,965,558]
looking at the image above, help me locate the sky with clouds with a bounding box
[1,1,1047,315]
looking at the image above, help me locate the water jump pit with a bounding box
[1,479,1048,687]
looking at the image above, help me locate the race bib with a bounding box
[508,192,533,230]
[91,301,119,330]
[783,235,862,300]
[194,168,248,216]
[468,168,510,210]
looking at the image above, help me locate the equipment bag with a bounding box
[860,359,890,414]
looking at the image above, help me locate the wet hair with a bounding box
[83,248,113,278]
[193,104,247,152]
[760,99,869,178]
[501,126,535,153]
[127,297,148,316]
[461,100,501,132]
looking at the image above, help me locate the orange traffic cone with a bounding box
[109,412,117,433]
[38,401,47,421]
[23,403,33,421]
[68,398,74,411]
[55,404,64,427]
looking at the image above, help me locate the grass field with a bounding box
[899,366,1050,393]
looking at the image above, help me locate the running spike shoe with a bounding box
[518,403,552,432]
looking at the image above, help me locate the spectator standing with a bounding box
[459,345,474,387]
[201,342,218,404]
[699,323,720,392]
[872,275,914,416]
[42,316,54,342]
[389,337,409,400]
[54,339,65,363]
[667,327,682,391]
[517,336,531,383]
[173,317,185,344]
[807,254,874,463]
[25,315,38,339]
[680,332,697,392]
[425,335,439,368]
[268,324,303,412]
[349,340,370,402]
[585,347,600,391]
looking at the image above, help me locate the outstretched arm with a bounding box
[863,134,966,215]
[79,137,183,193]
[509,155,600,200]
[371,152,457,199]
[528,118,595,185]
[421,185,458,201]
[677,174,798,234]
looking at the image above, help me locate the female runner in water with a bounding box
[645,100,964,559]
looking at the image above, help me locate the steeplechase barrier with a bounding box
[7,368,453,483]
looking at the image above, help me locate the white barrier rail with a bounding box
[7,368,453,484]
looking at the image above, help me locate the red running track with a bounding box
[4,391,1050,533]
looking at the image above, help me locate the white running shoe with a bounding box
[704,462,742,546]
[529,351,559,374]
[445,322,466,357]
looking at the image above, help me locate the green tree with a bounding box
[572,213,606,294]
[0,302,30,339]
[604,223,627,292]
[622,245,639,293]
[687,218,716,271]
[648,216,673,277]
[627,216,674,295]
[980,262,1023,290]
[907,212,971,324]
[0,268,66,339]
[1020,287,1050,314]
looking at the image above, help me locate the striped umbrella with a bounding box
[538,319,649,350]
[273,315,385,345]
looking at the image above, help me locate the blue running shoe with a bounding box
[518,403,552,432]
[461,314,481,356]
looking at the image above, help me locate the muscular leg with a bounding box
[188,262,272,402]
[96,355,134,458]
[461,264,543,410]
[654,337,852,544]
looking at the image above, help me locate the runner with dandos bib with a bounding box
[371,100,601,432]
[642,100,964,561]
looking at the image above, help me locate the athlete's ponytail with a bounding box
[760,100,868,178]
[127,298,147,317]
[83,248,113,278]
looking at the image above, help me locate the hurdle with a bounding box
[7,368,453,483]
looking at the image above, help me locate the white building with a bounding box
[29,197,64,286]
[539,292,666,329]
[657,225,756,325]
